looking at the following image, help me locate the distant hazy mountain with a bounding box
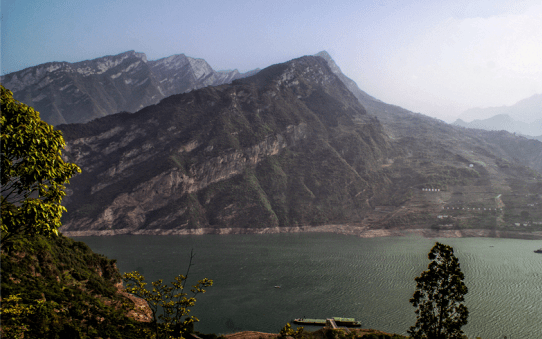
[0,51,259,125]
[458,94,542,123]
[452,114,542,137]
[317,51,542,181]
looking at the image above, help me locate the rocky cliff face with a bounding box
[59,56,392,235]
[0,51,259,126]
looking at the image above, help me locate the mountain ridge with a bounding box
[452,114,542,137]
[0,50,259,126]
[458,93,542,123]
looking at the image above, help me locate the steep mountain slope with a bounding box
[314,51,381,105]
[0,51,259,126]
[59,56,391,235]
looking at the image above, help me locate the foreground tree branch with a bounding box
[122,250,213,339]
[1,85,81,251]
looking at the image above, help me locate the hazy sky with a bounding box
[2,0,541,122]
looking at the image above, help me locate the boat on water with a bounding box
[293,318,326,325]
[293,317,361,327]
[535,248,542,253]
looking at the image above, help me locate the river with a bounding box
[72,233,542,338]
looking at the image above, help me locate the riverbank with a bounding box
[61,224,542,239]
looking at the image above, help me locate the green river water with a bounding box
[72,233,542,338]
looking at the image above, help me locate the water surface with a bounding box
[72,234,542,337]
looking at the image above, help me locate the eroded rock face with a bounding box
[1,51,259,125]
[64,124,308,232]
[59,56,390,234]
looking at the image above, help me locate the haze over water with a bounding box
[73,234,542,338]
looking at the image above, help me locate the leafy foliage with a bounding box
[279,323,305,339]
[0,294,43,339]
[1,85,81,249]
[408,242,469,339]
[122,251,213,339]
[0,234,143,338]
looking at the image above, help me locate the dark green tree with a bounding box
[408,242,469,339]
[1,85,81,249]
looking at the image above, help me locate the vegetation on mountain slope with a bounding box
[0,234,143,338]
[122,256,213,339]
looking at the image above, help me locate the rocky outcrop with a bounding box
[0,51,259,125]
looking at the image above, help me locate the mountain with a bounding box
[57,54,542,238]
[317,52,542,237]
[58,55,392,235]
[314,51,381,105]
[458,94,542,123]
[316,52,542,173]
[452,114,542,137]
[0,51,259,126]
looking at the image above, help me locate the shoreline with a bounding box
[61,224,542,239]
